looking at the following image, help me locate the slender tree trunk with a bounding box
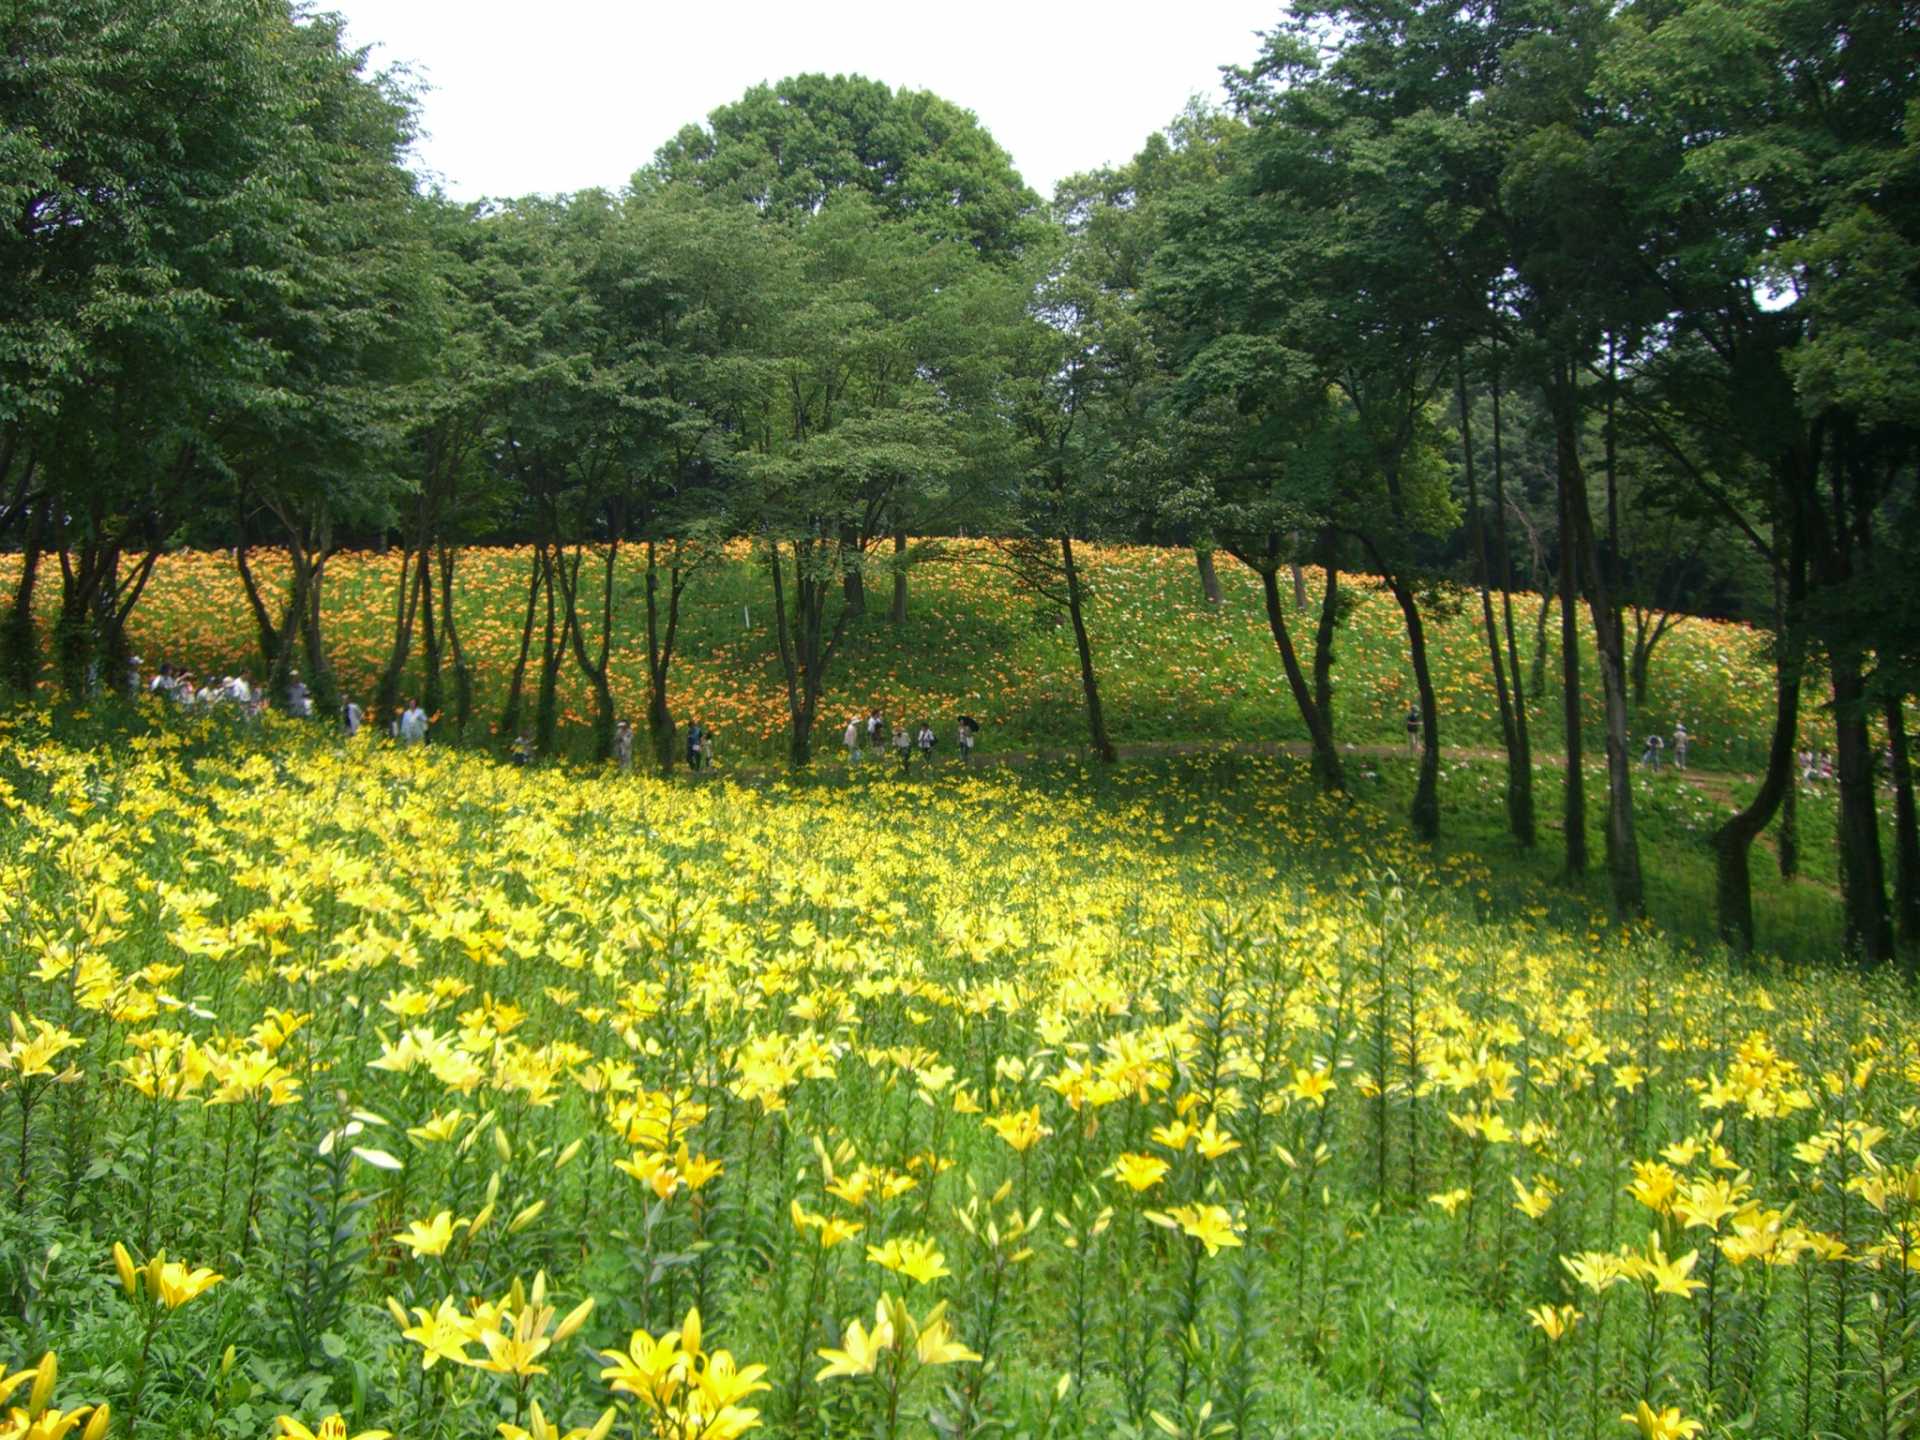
[644,540,681,774]
[376,546,423,726]
[1558,434,1588,880]
[560,538,620,761]
[1196,545,1223,607]
[234,542,284,675]
[419,548,444,720]
[499,544,544,743]
[890,528,908,624]
[1252,553,1343,793]
[1629,610,1681,709]
[1881,696,1918,955]
[1557,368,1640,915]
[1490,363,1535,846]
[438,545,472,737]
[298,545,340,720]
[535,544,574,757]
[1059,534,1116,763]
[1387,572,1440,840]
[1710,534,1805,955]
[1462,353,1527,846]
[1833,655,1893,962]
[1311,532,1340,730]
[841,526,866,617]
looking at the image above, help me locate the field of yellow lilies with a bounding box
[1,714,1914,1440]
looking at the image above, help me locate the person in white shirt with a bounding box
[844,715,863,765]
[1672,722,1689,770]
[343,697,363,738]
[399,700,428,745]
[893,721,912,771]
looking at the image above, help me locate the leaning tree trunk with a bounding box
[1195,545,1223,607]
[1255,558,1343,793]
[1386,572,1440,841]
[376,546,423,726]
[534,545,574,758]
[1885,695,1920,956]
[1060,533,1116,764]
[1710,535,1805,955]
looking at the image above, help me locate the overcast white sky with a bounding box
[321,1,1281,203]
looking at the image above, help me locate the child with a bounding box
[1639,732,1664,770]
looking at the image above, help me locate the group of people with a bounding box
[1638,722,1691,770]
[844,709,980,770]
[145,660,268,718]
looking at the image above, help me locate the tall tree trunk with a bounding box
[298,544,340,720]
[1060,533,1116,763]
[234,542,284,675]
[438,545,472,737]
[1557,431,1588,880]
[1817,423,1892,964]
[1880,696,1918,955]
[1557,367,1641,916]
[1710,533,1805,954]
[1195,545,1223,607]
[1387,571,1440,841]
[2,501,46,695]
[534,544,573,757]
[419,549,444,721]
[559,538,620,762]
[499,544,544,743]
[1462,353,1526,846]
[1833,655,1893,962]
[1311,531,1340,729]
[1490,361,1535,846]
[1250,548,1343,793]
[841,526,866,617]
[644,539,684,774]
[1291,558,1307,611]
[890,528,908,624]
[376,546,423,726]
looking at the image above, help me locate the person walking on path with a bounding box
[342,697,363,738]
[1672,722,1689,771]
[398,699,428,746]
[287,670,312,719]
[866,709,884,751]
[510,733,532,766]
[685,719,704,772]
[844,714,863,766]
[614,720,634,774]
[1639,731,1664,770]
[957,715,979,766]
[700,725,715,770]
[894,720,912,772]
[916,720,936,767]
[1405,702,1421,755]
